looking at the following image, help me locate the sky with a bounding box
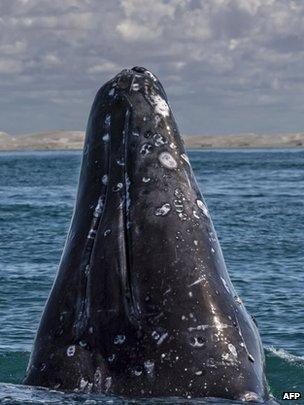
[0,0,303,135]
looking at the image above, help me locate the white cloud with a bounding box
[0,40,27,55]
[0,59,23,74]
[87,61,119,75]
[116,20,161,41]
[43,53,61,66]
[0,0,304,134]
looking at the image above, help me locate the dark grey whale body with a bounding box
[24,67,268,401]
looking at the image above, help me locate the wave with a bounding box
[265,346,304,403]
[265,346,304,365]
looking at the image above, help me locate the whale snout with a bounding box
[111,66,164,99]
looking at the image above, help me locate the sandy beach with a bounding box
[0,130,303,151]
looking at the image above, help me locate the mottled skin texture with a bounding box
[24,67,268,401]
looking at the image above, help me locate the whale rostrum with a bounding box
[24,67,269,401]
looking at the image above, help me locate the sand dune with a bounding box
[186,132,304,149]
[0,131,84,150]
[0,131,303,150]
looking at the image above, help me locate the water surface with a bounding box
[0,150,303,404]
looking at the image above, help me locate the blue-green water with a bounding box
[0,150,303,404]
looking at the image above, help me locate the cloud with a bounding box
[0,59,23,74]
[0,0,304,134]
[87,61,120,75]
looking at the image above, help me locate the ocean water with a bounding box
[0,150,303,404]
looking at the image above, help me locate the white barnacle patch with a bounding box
[174,188,184,198]
[196,200,209,217]
[116,158,125,166]
[228,343,238,357]
[235,296,242,305]
[154,115,161,126]
[195,371,203,376]
[178,212,188,221]
[114,334,126,345]
[93,197,104,218]
[181,153,190,165]
[88,229,96,239]
[241,392,261,402]
[113,182,123,192]
[67,345,75,357]
[173,199,184,213]
[104,229,111,237]
[158,152,177,169]
[105,376,112,392]
[194,240,198,246]
[221,277,230,293]
[151,331,160,340]
[102,133,109,142]
[94,368,102,387]
[79,378,87,389]
[193,210,200,219]
[133,368,142,376]
[80,378,92,392]
[146,70,157,81]
[104,114,111,126]
[108,88,115,96]
[155,203,171,216]
[142,177,151,183]
[144,360,155,375]
[132,131,140,137]
[102,174,108,185]
[132,82,140,91]
[157,332,168,346]
[108,354,115,362]
[150,93,170,117]
[140,143,153,156]
[190,337,205,348]
[222,353,231,362]
[169,142,177,149]
[153,133,167,147]
[188,325,209,332]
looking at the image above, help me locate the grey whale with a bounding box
[24,67,269,401]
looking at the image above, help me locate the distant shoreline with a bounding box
[0,131,303,151]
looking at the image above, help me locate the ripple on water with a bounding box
[0,150,303,404]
